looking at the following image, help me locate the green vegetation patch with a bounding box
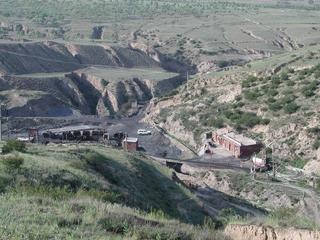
[0,144,218,239]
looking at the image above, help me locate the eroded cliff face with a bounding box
[225,224,320,240]
[67,69,183,117]
[0,41,161,75]
[0,41,187,117]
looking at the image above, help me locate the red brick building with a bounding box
[123,137,139,152]
[213,130,261,158]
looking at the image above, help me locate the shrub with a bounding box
[241,76,258,88]
[100,79,109,87]
[308,127,320,134]
[302,80,319,98]
[218,208,241,225]
[2,155,24,172]
[271,75,281,86]
[280,72,289,81]
[283,102,299,114]
[243,90,260,101]
[286,81,295,86]
[268,102,283,112]
[314,70,320,78]
[268,89,279,97]
[290,158,308,169]
[224,110,265,128]
[280,95,296,105]
[261,118,271,125]
[312,139,320,150]
[2,140,26,154]
[213,118,225,128]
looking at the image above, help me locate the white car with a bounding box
[137,129,152,135]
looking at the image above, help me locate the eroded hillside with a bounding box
[0,41,188,117]
[146,44,320,175]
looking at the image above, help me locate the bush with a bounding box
[268,102,283,112]
[286,81,295,86]
[100,79,109,87]
[2,140,26,154]
[308,127,320,135]
[271,75,281,86]
[312,139,320,150]
[302,80,319,98]
[283,102,299,114]
[218,208,241,225]
[290,158,308,169]
[223,110,265,128]
[241,76,258,88]
[243,90,260,101]
[261,118,271,125]
[268,88,279,97]
[2,155,24,172]
[280,72,289,81]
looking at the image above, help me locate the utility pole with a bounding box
[186,71,189,92]
[0,104,2,141]
[266,141,275,179]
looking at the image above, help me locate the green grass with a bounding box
[290,158,308,169]
[0,143,227,239]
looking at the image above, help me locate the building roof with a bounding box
[45,125,104,134]
[223,132,257,146]
[124,137,138,143]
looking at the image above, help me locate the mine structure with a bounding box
[42,125,108,142]
[212,129,262,158]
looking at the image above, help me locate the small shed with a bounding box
[123,137,139,152]
[28,128,39,142]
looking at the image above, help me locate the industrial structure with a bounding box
[42,125,108,142]
[213,129,261,158]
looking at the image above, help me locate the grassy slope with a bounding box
[156,45,320,160]
[0,143,227,240]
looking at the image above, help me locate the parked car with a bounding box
[137,129,152,135]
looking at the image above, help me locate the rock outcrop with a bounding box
[225,224,320,240]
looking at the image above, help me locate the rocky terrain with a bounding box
[1,1,320,239]
[0,41,188,117]
[225,224,320,240]
[146,44,320,176]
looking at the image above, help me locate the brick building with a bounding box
[213,130,261,158]
[123,137,139,152]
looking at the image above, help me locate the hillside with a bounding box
[0,41,188,117]
[1,1,320,239]
[1,1,320,73]
[0,142,228,239]
[146,44,320,175]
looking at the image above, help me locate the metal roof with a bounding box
[223,132,257,146]
[45,125,104,134]
[124,137,138,143]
